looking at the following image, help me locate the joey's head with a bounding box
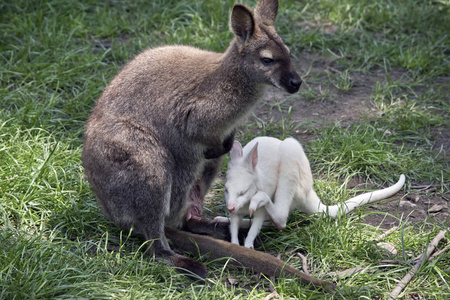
[224,141,259,214]
[229,0,301,94]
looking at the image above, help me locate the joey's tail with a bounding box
[165,228,336,292]
[314,174,406,218]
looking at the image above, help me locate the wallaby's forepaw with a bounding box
[222,130,235,153]
[204,130,236,159]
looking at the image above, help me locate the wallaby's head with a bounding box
[229,0,301,94]
[224,141,259,214]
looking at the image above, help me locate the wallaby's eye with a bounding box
[224,186,228,194]
[261,57,275,66]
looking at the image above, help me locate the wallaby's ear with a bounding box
[229,141,243,161]
[245,142,258,170]
[255,0,278,25]
[230,4,255,44]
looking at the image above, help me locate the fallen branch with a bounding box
[387,230,447,300]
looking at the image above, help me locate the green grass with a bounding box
[1,0,449,299]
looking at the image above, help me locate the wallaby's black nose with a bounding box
[290,77,301,91]
[281,72,302,94]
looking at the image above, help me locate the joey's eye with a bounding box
[239,187,250,197]
[261,57,275,66]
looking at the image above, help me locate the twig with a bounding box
[388,230,447,300]
[296,253,310,275]
[410,184,432,190]
[263,291,279,300]
[326,65,343,74]
[373,226,399,242]
[427,243,450,262]
[378,260,408,266]
[263,279,280,300]
[327,266,366,279]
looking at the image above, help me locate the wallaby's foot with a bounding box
[170,254,207,280]
[181,218,231,241]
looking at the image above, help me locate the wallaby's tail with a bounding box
[165,228,336,292]
[318,174,406,218]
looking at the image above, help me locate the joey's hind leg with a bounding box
[263,140,302,230]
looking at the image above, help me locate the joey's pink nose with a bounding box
[227,205,236,213]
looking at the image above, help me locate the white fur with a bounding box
[216,136,406,248]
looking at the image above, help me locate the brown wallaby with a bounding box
[82,0,334,291]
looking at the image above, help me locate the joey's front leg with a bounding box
[229,213,242,245]
[244,208,267,249]
[204,130,235,159]
[250,191,289,230]
[249,191,272,216]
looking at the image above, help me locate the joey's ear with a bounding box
[230,4,255,44]
[229,141,243,161]
[245,142,258,170]
[255,0,278,25]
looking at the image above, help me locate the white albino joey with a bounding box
[216,136,406,249]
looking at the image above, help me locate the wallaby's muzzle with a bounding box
[281,71,302,94]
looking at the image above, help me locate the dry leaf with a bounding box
[428,204,444,213]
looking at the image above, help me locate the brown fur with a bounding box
[82,0,333,291]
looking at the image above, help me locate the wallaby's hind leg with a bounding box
[83,121,207,279]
